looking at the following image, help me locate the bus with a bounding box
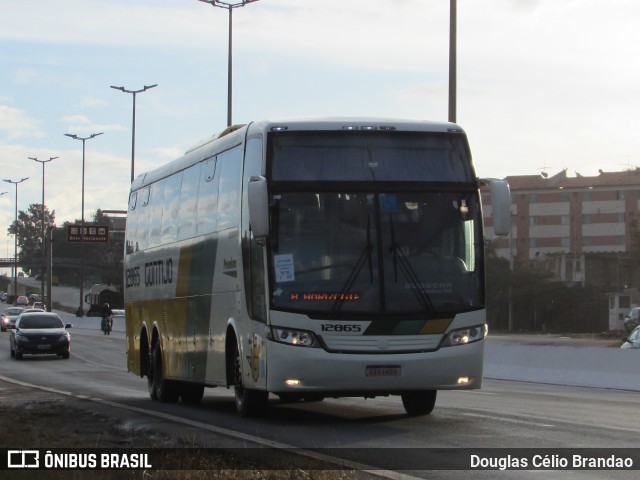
[124,118,511,417]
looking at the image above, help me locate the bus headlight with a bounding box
[442,324,487,347]
[270,327,317,347]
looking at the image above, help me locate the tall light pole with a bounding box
[448,0,457,123]
[110,84,158,183]
[197,0,260,127]
[64,133,103,316]
[0,192,7,277]
[3,178,29,303]
[29,156,58,299]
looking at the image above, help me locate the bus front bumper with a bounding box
[265,338,484,395]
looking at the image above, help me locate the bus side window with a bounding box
[197,157,218,235]
[217,146,242,230]
[148,179,165,248]
[161,173,182,244]
[178,163,201,241]
[136,186,151,251]
[126,191,138,254]
[242,136,266,322]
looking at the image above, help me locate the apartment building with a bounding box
[482,169,640,288]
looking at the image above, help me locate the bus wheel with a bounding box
[181,383,205,404]
[232,343,267,417]
[401,390,437,416]
[149,342,179,403]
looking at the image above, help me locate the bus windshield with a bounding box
[269,191,482,318]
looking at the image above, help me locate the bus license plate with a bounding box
[366,365,401,377]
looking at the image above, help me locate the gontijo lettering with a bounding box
[144,259,173,286]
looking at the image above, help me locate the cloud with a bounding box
[59,115,126,135]
[80,97,108,108]
[0,104,44,139]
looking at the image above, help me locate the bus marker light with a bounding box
[285,379,301,386]
[457,376,471,385]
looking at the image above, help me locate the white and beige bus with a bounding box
[124,118,510,417]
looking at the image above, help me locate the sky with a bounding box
[1,0,640,254]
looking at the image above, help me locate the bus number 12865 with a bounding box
[320,324,363,333]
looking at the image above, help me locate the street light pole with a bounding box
[448,0,457,123]
[3,178,29,303]
[29,156,58,300]
[64,133,103,316]
[0,192,7,278]
[197,0,260,127]
[110,84,158,183]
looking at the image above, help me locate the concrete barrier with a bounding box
[484,342,640,392]
[56,312,125,333]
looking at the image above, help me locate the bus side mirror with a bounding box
[248,175,269,238]
[482,178,511,236]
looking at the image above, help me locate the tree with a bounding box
[7,204,55,276]
[50,209,124,287]
[485,241,607,333]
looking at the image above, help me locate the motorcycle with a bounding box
[101,315,113,335]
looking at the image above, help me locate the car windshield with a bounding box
[19,316,64,329]
[6,308,23,315]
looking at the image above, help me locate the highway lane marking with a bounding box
[457,409,640,434]
[0,373,420,480]
[459,412,555,428]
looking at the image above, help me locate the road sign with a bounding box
[66,225,109,243]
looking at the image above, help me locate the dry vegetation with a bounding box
[0,380,370,480]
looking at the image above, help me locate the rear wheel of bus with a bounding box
[401,390,437,416]
[148,341,179,403]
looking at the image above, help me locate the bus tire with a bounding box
[401,390,437,416]
[232,342,267,417]
[149,341,179,403]
[181,383,205,404]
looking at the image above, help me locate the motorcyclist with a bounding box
[101,303,113,334]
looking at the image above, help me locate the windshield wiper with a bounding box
[330,215,374,318]
[388,214,437,314]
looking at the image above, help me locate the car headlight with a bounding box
[58,334,70,343]
[270,327,317,347]
[442,324,487,347]
[15,333,29,342]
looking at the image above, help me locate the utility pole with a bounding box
[448,0,457,123]
[197,0,260,127]
[29,156,58,300]
[3,177,29,302]
[110,84,158,183]
[64,132,103,316]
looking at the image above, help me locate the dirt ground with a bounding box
[0,379,364,480]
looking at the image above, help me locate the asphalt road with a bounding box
[0,326,638,479]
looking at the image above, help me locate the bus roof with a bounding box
[131,117,466,191]
[246,117,464,136]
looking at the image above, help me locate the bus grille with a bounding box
[321,335,442,353]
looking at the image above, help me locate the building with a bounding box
[482,169,640,293]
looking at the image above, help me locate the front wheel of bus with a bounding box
[232,343,267,417]
[401,390,437,416]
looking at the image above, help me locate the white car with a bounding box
[621,325,640,349]
[1,307,25,331]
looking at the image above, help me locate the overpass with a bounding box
[0,258,16,268]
